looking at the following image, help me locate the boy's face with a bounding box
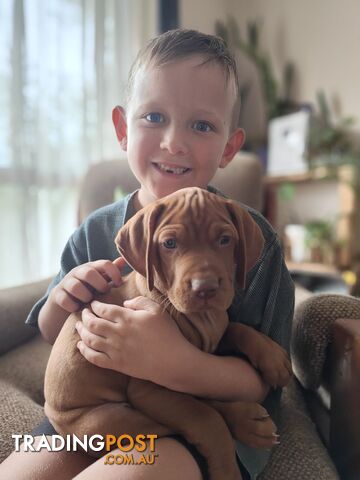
[113,56,244,208]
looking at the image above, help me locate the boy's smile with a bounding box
[153,162,191,176]
[113,56,244,209]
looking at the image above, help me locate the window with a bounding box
[0,0,157,287]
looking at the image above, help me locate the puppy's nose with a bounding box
[191,277,219,299]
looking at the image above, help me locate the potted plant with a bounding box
[215,17,297,121]
[304,220,335,265]
[308,91,360,295]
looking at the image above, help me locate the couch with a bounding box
[1,153,359,479]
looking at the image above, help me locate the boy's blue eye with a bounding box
[193,121,213,133]
[145,112,164,123]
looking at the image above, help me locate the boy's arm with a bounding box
[159,343,270,402]
[39,258,125,344]
[76,296,270,402]
[38,293,71,343]
[25,234,87,335]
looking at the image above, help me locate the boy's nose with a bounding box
[160,127,189,156]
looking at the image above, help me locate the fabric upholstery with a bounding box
[259,379,339,479]
[291,294,360,390]
[0,336,51,405]
[0,381,44,463]
[0,337,51,463]
[0,278,49,355]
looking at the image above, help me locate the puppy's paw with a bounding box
[217,402,279,449]
[250,337,293,388]
[233,325,293,388]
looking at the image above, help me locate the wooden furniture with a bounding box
[265,166,358,268]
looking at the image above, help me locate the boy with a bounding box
[0,29,294,480]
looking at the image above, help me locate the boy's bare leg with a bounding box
[0,436,94,480]
[0,436,243,480]
[73,437,208,480]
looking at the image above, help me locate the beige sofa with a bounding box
[1,154,360,479]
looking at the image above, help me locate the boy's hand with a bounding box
[76,296,184,381]
[50,257,126,313]
[76,297,270,401]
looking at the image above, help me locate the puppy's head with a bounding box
[115,187,264,313]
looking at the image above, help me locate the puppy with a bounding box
[44,187,291,480]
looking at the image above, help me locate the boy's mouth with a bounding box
[153,162,191,175]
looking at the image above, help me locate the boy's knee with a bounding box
[75,437,202,480]
[0,436,93,480]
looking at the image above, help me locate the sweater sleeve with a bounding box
[229,223,294,353]
[233,230,294,473]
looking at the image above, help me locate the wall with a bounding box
[179,0,226,34]
[180,0,360,131]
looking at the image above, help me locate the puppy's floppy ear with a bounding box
[225,201,265,290]
[115,202,165,291]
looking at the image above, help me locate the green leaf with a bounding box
[279,183,295,201]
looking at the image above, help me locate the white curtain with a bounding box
[0,0,158,288]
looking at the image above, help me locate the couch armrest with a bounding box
[330,318,360,480]
[0,278,51,355]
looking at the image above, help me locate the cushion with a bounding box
[0,335,51,405]
[259,379,339,479]
[0,380,45,462]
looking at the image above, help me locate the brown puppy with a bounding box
[44,187,291,480]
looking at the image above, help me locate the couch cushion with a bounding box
[259,379,339,479]
[0,335,51,405]
[0,380,45,462]
[211,152,264,211]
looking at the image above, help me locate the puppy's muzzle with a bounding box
[191,277,219,300]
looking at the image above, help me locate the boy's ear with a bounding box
[112,106,127,151]
[219,128,246,168]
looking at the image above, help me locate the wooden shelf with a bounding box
[264,165,357,268]
[265,165,343,185]
[286,261,340,278]
[265,172,312,184]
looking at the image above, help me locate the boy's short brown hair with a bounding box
[126,29,241,130]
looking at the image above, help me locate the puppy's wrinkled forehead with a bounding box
[156,187,232,234]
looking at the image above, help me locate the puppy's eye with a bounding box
[219,235,231,246]
[163,238,177,249]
